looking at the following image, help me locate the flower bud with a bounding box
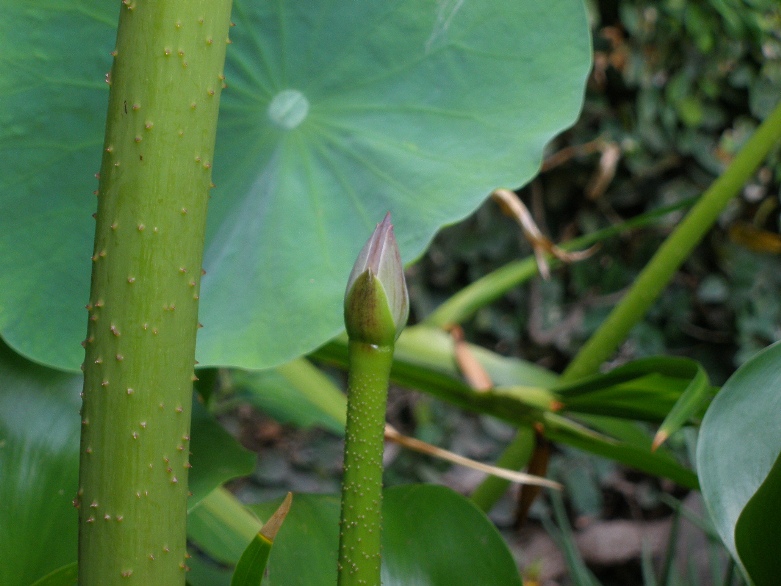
[344,213,409,346]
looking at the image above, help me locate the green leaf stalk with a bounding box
[76,1,232,583]
[338,215,408,586]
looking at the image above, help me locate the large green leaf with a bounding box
[0,0,591,372]
[697,341,781,573]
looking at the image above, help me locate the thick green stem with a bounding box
[338,341,395,586]
[77,1,232,584]
[564,100,781,380]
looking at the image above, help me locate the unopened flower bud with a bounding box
[344,213,409,346]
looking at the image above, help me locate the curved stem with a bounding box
[337,341,395,586]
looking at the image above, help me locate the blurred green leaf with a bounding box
[0,342,81,585]
[0,341,255,580]
[0,0,592,373]
[229,358,347,435]
[697,340,781,569]
[230,533,272,586]
[188,487,264,586]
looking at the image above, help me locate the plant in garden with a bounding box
[3,1,781,585]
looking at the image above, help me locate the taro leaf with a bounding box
[0,1,116,370]
[0,0,592,372]
[0,341,82,585]
[250,485,522,585]
[697,341,781,568]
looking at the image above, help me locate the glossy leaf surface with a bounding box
[1,0,591,372]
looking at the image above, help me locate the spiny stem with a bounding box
[77,1,232,583]
[337,340,394,586]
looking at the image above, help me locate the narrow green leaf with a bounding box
[544,413,698,489]
[554,357,713,424]
[653,362,711,450]
[187,487,264,586]
[231,493,293,586]
[230,535,273,586]
[30,563,78,586]
[697,341,781,565]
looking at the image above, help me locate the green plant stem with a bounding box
[564,100,781,380]
[338,340,395,586]
[77,1,232,584]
